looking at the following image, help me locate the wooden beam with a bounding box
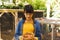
[0,9,45,12]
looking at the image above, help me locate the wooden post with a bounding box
[51,24,55,40]
[15,12,18,31]
[0,13,3,40]
[12,12,18,40]
[46,0,51,39]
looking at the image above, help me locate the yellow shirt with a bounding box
[23,22,34,35]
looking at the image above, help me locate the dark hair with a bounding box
[23,4,34,20]
[24,4,34,13]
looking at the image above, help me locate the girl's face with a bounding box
[24,13,33,21]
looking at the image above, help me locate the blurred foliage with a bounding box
[0,0,46,10]
[0,3,23,9]
[22,0,47,10]
[50,0,60,18]
[32,0,46,10]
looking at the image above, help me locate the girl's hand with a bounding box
[23,33,34,40]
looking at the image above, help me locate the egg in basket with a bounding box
[19,33,38,40]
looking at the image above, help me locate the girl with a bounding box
[15,4,41,40]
